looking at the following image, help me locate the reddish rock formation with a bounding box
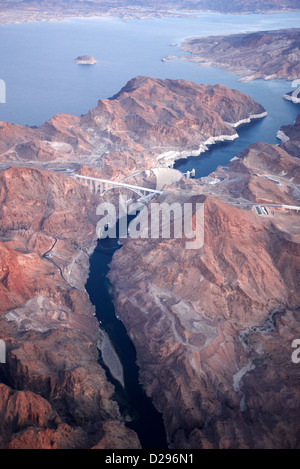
[108,117,300,448]
[0,76,298,450]
[0,166,141,449]
[80,77,266,168]
[0,77,266,172]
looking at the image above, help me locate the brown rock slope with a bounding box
[0,167,140,449]
[0,76,296,449]
[0,77,266,172]
[108,118,300,448]
[0,77,268,449]
[81,77,266,167]
[180,28,300,82]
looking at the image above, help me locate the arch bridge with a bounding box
[73,174,164,202]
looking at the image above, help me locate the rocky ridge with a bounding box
[0,166,140,448]
[0,0,299,24]
[179,28,300,82]
[107,116,300,448]
[0,76,298,449]
[0,76,266,174]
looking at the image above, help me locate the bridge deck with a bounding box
[74,175,300,210]
[74,174,164,194]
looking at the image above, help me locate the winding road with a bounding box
[41,236,67,283]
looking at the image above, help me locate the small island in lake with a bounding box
[74,55,97,65]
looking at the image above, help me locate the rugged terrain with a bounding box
[0,76,266,449]
[0,76,266,173]
[108,117,300,448]
[0,167,141,449]
[0,0,299,23]
[179,28,300,82]
[0,76,298,449]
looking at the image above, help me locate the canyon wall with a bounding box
[108,117,300,448]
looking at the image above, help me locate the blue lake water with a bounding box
[1,12,299,448]
[0,13,299,125]
[0,12,300,177]
[0,13,299,175]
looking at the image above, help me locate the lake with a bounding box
[1,11,299,448]
[0,13,299,174]
[0,13,299,130]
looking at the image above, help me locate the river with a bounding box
[85,225,168,448]
[1,11,299,448]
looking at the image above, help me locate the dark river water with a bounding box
[85,230,168,449]
[1,12,299,448]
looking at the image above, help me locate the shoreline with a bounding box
[156,133,238,166]
[1,8,299,26]
[225,111,268,128]
[156,111,267,167]
[97,332,125,388]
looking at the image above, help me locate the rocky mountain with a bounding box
[0,76,298,449]
[0,166,140,449]
[108,117,300,448]
[0,77,264,448]
[0,0,299,23]
[0,76,267,448]
[0,76,266,173]
[179,28,300,82]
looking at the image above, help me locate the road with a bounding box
[41,236,70,285]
